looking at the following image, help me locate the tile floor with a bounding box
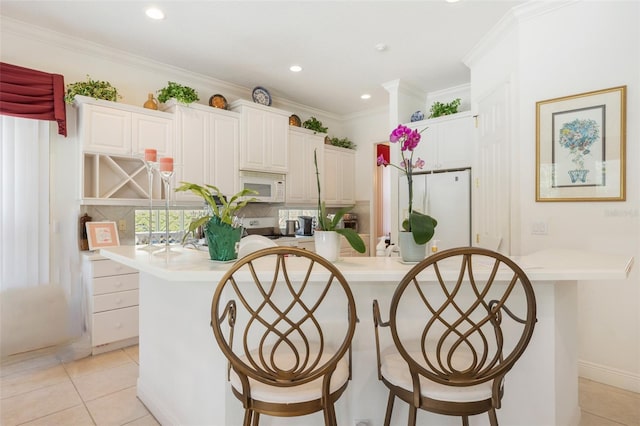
[1,344,639,425]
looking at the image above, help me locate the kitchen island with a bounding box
[100,246,632,426]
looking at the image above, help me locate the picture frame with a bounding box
[536,86,626,202]
[86,221,120,251]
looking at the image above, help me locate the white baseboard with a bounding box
[579,359,640,393]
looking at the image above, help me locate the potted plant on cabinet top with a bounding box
[428,98,461,118]
[157,81,199,105]
[64,75,121,104]
[313,149,365,261]
[174,183,256,261]
[303,116,328,134]
[377,124,437,262]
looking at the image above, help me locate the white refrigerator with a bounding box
[399,168,471,251]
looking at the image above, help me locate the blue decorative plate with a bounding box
[252,86,272,106]
[410,110,424,122]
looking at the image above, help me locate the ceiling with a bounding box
[0,1,526,116]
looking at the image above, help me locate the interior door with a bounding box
[475,83,511,254]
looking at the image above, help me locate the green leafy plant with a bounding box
[174,183,256,243]
[329,137,356,150]
[157,81,199,104]
[302,116,328,134]
[314,149,365,253]
[428,98,461,118]
[64,75,121,104]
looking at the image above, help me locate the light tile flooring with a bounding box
[1,344,639,425]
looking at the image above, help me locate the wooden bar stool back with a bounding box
[373,247,537,426]
[211,246,357,426]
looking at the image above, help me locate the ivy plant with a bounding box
[302,116,328,134]
[428,98,461,118]
[64,75,121,104]
[157,81,199,104]
[329,137,356,150]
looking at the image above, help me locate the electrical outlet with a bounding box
[531,221,548,235]
[119,219,126,232]
[354,420,370,426]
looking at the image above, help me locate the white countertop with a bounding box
[99,246,633,283]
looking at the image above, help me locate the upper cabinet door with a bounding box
[287,128,324,205]
[408,111,474,171]
[80,104,131,155]
[208,113,239,198]
[131,112,173,157]
[231,100,290,174]
[323,145,355,206]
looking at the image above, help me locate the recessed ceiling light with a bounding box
[145,7,165,20]
[445,0,460,3]
[374,43,388,52]
[361,94,371,100]
[289,65,302,72]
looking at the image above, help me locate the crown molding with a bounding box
[463,0,577,67]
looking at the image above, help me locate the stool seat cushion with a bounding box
[229,345,349,404]
[380,346,496,403]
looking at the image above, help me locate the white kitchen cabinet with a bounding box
[323,145,355,206]
[230,100,290,174]
[165,102,240,203]
[75,96,173,205]
[76,95,173,157]
[83,254,139,355]
[287,127,325,205]
[407,111,474,171]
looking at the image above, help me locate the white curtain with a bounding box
[1,116,50,290]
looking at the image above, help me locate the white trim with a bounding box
[579,359,640,393]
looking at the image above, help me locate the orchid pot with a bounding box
[314,231,341,262]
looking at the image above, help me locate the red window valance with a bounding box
[0,62,67,136]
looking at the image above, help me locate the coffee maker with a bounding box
[296,216,315,236]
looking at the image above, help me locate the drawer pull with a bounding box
[115,322,123,329]
[115,298,123,304]
[114,281,123,287]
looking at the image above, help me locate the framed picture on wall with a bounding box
[86,221,120,251]
[536,85,626,202]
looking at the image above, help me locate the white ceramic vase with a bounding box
[314,231,341,262]
[398,231,427,263]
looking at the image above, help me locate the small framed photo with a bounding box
[536,86,626,202]
[86,221,120,251]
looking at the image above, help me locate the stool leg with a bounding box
[488,408,498,426]
[408,405,417,426]
[384,392,395,426]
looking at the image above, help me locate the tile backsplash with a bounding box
[81,200,370,248]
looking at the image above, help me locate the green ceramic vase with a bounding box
[204,216,243,261]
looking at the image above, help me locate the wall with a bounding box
[468,1,639,391]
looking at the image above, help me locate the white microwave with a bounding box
[239,171,286,203]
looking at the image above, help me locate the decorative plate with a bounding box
[209,94,228,110]
[289,114,301,127]
[252,86,272,106]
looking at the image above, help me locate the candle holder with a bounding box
[156,168,180,256]
[138,159,160,252]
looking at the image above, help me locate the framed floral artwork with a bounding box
[86,221,120,251]
[536,86,626,201]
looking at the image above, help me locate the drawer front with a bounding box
[92,274,138,295]
[92,306,139,346]
[92,259,138,277]
[93,290,138,313]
